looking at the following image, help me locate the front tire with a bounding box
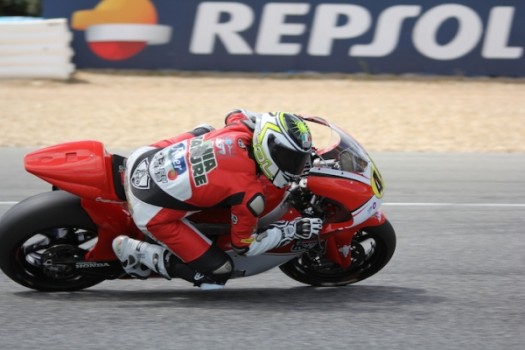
[279,219,396,286]
[0,191,106,291]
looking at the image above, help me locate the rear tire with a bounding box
[0,191,106,291]
[279,220,396,286]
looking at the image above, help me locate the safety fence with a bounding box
[0,17,74,80]
[0,1,520,77]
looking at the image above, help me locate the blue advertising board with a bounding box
[44,0,525,76]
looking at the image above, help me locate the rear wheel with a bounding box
[279,220,396,286]
[0,191,106,291]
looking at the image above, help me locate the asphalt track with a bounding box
[0,148,524,350]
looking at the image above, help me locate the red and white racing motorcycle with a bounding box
[0,116,396,291]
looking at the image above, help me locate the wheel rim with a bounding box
[12,226,99,287]
[285,231,390,286]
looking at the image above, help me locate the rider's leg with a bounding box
[112,235,232,288]
[146,214,233,287]
[114,208,232,287]
[185,244,233,288]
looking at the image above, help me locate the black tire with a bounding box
[279,219,396,286]
[0,191,106,291]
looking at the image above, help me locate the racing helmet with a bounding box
[253,112,312,188]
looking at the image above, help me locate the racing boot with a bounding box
[112,236,232,289]
[163,254,230,290]
[186,245,233,290]
[112,235,171,279]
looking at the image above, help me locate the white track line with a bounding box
[1,201,524,207]
[384,203,525,207]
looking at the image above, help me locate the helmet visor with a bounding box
[268,134,310,177]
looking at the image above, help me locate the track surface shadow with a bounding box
[14,285,446,311]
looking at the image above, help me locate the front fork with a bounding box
[321,210,386,269]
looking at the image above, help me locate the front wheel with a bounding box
[0,191,106,291]
[279,219,396,286]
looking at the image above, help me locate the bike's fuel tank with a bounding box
[25,140,124,202]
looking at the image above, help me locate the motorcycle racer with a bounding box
[112,109,323,289]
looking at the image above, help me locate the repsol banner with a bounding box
[44,0,525,76]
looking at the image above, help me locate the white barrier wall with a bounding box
[0,17,75,80]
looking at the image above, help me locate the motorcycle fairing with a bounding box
[81,198,145,261]
[307,169,379,214]
[25,140,125,202]
[306,166,382,229]
[228,252,299,277]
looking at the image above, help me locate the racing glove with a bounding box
[244,218,323,257]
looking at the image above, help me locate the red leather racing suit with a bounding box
[124,112,267,263]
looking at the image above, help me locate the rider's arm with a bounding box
[229,183,265,255]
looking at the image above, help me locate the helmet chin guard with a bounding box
[253,112,312,188]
